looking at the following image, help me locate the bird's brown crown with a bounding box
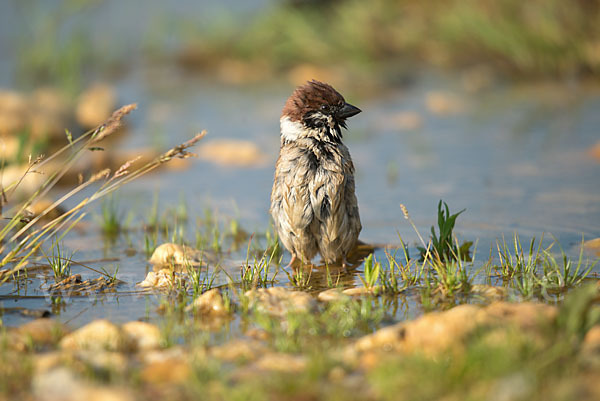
[281,80,345,121]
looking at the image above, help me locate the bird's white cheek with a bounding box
[280,117,304,142]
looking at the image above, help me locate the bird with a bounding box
[270,80,362,267]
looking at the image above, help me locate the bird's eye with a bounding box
[320,104,328,112]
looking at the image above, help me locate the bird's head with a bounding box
[280,80,361,144]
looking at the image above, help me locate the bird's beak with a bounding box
[337,103,361,119]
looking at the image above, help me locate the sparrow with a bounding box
[270,80,362,266]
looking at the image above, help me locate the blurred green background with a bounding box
[2,0,600,95]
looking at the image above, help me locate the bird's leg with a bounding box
[285,253,297,268]
[341,255,348,269]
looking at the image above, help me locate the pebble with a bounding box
[76,83,117,129]
[10,318,67,351]
[350,302,557,361]
[185,288,229,315]
[210,339,268,362]
[60,319,133,352]
[139,347,191,384]
[149,243,204,266]
[583,237,600,257]
[137,269,177,288]
[122,321,162,351]
[244,287,316,317]
[32,367,134,401]
[198,139,269,168]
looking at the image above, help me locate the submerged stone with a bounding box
[185,288,229,315]
[137,269,176,288]
[244,287,316,317]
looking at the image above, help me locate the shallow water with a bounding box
[1,3,599,330]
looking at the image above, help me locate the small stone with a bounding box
[149,243,204,266]
[29,87,70,140]
[317,288,347,302]
[210,339,268,362]
[27,198,66,221]
[471,284,507,301]
[122,321,161,351]
[583,238,600,257]
[351,302,557,359]
[34,351,66,374]
[1,163,46,199]
[32,367,86,401]
[342,286,382,297]
[32,367,134,401]
[0,90,28,135]
[253,352,307,373]
[587,141,600,162]
[245,287,316,317]
[584,325,600,347]
[74,350,128,375]
[198,139,269,168]
[60,319,132,352]
[76,84,117,129]
[137,269,178,288]
[11,318,66,350]
[139,347,191,384]
[581,325,600,368]
[185,288,229,315]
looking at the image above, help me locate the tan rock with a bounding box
[74,350,128,374]
[317,288,348,302]
[588,141,600,162]
[583,238,600,257]
[27,197,66,221]
[137,269,177,288]
[32,367,134,401]
[1,163,46,199]
[0,90,29,135]
[582,325,600,351]
[149,243,204,266]
[29,87,70,140]
[352,302,557,358]
[185,288,229,315]
[245,287,316,317]
[581,325,600,368]
[471,284,508,301]
[12,318,67,350]
[198,139,268,168]
[76,84,117,129]
[254,352,307,373]
[122,321,161,351]
[60,319,132,352]
[342,286,382,297]
[210,339,268,362]
[139,347,191,384]
[34,351,66,374]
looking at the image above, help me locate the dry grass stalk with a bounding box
[0,105,205,282]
